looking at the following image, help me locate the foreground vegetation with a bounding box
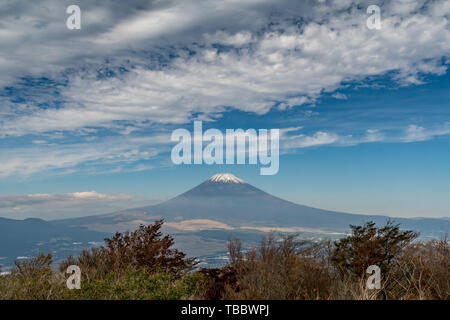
[0,220,448,300]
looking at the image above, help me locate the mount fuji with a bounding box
[56,173,449,238]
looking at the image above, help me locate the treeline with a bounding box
[0,220,448,300]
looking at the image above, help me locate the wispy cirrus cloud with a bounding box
[401,124,450,142]
[0,121,449,178]
[0,191,133,209]
[0,133,172,178]
[0,191,164,220]
[280,122,450,151]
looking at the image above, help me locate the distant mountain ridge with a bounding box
[0,217,106,258]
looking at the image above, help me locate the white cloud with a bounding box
[0,191,163,220]
[364,129,384,143]
[281,128,339,149]
[404,124,429,142]
[280,122,450,151]
[0,191,133,209]
[203,31,254,46]
[402,123,450,142]
[0,134,171,178]
[332,93,348,100]
[1,0,449,136]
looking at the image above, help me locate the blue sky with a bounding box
[0,0,449,219]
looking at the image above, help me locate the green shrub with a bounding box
[331,220,418,278]
[65,268,204,300]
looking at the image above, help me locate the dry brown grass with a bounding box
[222,235,334,299]
[212,224,449,300]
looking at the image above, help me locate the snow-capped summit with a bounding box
[207,173,246,184]
[180,173,258,198]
